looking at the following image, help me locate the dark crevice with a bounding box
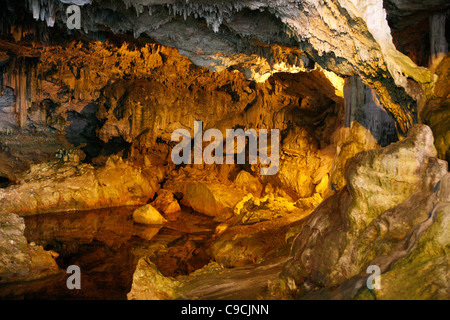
[0,176,12,188]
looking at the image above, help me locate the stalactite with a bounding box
[430,13,448,67]
[30,0,40,20]
[2,57,39,129]
[344,76,398,147]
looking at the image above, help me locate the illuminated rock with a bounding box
[234,170,263,197]
[0,156,161,215]
[282,124,449,299]
[211,195,314,267]
[0,212,60,286]
[181,182,246,221]
[127,257,180,300]
[151,189,181,215]
[132,204,167,225]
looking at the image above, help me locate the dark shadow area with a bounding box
[0,176,12,188]
[65,103,132,162]
[356,101,399,147]
[344,76,399,147]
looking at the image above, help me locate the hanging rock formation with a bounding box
[1,0,444,134]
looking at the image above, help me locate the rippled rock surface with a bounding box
[282,125,449,299]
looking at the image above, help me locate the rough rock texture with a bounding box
[128,257,286,300]
[127,257,180,300]
[281,125,449,299]
[210,195,312,267]
[234,170,263,197]
[385,0,450,67]
[422,53,450,164]
[0,0,448,301]
[0,212,60,285]
[346,125,441,230]
[357,178,449,299]
[0,38,348,198]
[329,122,380,191]
[1,0,437,135]
[423,101,450,164]
[150,189,181,215]
[0,132,72,183]
[0,32,409,204]
[0,156,162,215]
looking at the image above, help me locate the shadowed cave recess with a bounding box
[0,0,449,300]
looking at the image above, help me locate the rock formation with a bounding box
[0,212,61,297]
[0,155,162,215]
[132,204,167,225]
[0,0,448,301]
[282,125,449,299]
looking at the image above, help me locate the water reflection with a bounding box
[5,206,217,299]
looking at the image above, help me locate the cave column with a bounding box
[13,65,30,129]
[430,13,448,68]
[343,76,364,128]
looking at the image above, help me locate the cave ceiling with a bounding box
[1,0,449,135]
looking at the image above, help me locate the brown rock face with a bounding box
[422,54,450,164]
[180,181,248,221]
[151,189,181,215]
[12,0,432,134]
[210,196,311,268]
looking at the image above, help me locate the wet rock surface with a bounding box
[0,123,448,300]
[282,125,449,299]
[0,156,162,215]
[132,204,167,225]
[0,212,61,297]
[129,257,287,300]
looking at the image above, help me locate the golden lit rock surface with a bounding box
[422,54,450,164]
[210,195,312,268]
[132,204,167,225]
[150,189,181,216]
[0,213,60,285]
[0,156,162,215]
[127,257,180,300]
